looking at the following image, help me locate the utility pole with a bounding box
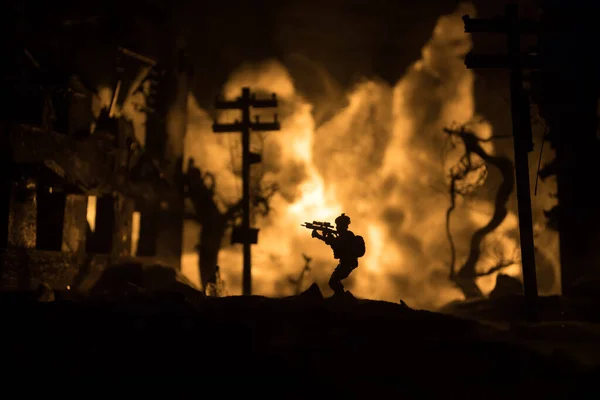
[212,87,280,295]
[463,4,539,320]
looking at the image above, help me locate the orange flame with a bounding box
[181,4,559,308]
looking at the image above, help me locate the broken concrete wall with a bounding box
[0,249,198,292]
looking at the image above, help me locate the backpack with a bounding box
[354,235,366,258]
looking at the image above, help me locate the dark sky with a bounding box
[7,0,539,107]
[188,0,460,103]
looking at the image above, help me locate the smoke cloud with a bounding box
[181,2,559,309]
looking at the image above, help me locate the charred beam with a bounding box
[117,47,158,66]
[8,123,163,204]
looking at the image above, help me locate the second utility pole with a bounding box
[213,87,280,295]
[463,4,540,320]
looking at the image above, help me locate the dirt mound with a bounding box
[0,287,592,395]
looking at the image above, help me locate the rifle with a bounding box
[301,221,338,236]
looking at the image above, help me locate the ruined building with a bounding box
[534,1,600,294]
[0,42,192,291]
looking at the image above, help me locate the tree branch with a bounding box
[474,260,517,278]
[476,134,513,142]
[443,125,516,298]
[446,178,458,279]
[443,128,512,142]
[224,198,244,221]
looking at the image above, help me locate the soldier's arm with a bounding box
[324,233,336,246]
[312,230,325,240]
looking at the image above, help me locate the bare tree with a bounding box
[185,132,278,294]
[288,254,313,295]
[443,124,518,299]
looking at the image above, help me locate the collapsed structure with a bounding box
[0,42,192,291]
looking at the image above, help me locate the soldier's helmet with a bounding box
[335,213,351,227]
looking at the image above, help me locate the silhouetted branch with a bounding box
[445,135,488,279]
[476,134,513,142]
[290,253,313,295]
[252,181,279,216]
[446,178,458,279]
[443,127,512,142]
[474,260,516,278]
[224,198,243,221]
[443,125,516,298]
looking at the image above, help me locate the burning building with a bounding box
[0,29,193,290]
[4,0,592,309]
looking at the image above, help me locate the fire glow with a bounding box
[181,4,557,309]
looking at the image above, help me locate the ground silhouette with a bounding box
[1,281,596,395]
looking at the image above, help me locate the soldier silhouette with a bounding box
[312,213,363,297]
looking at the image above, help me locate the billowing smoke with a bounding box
[181,3,558,309]
[92,83,148,145]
